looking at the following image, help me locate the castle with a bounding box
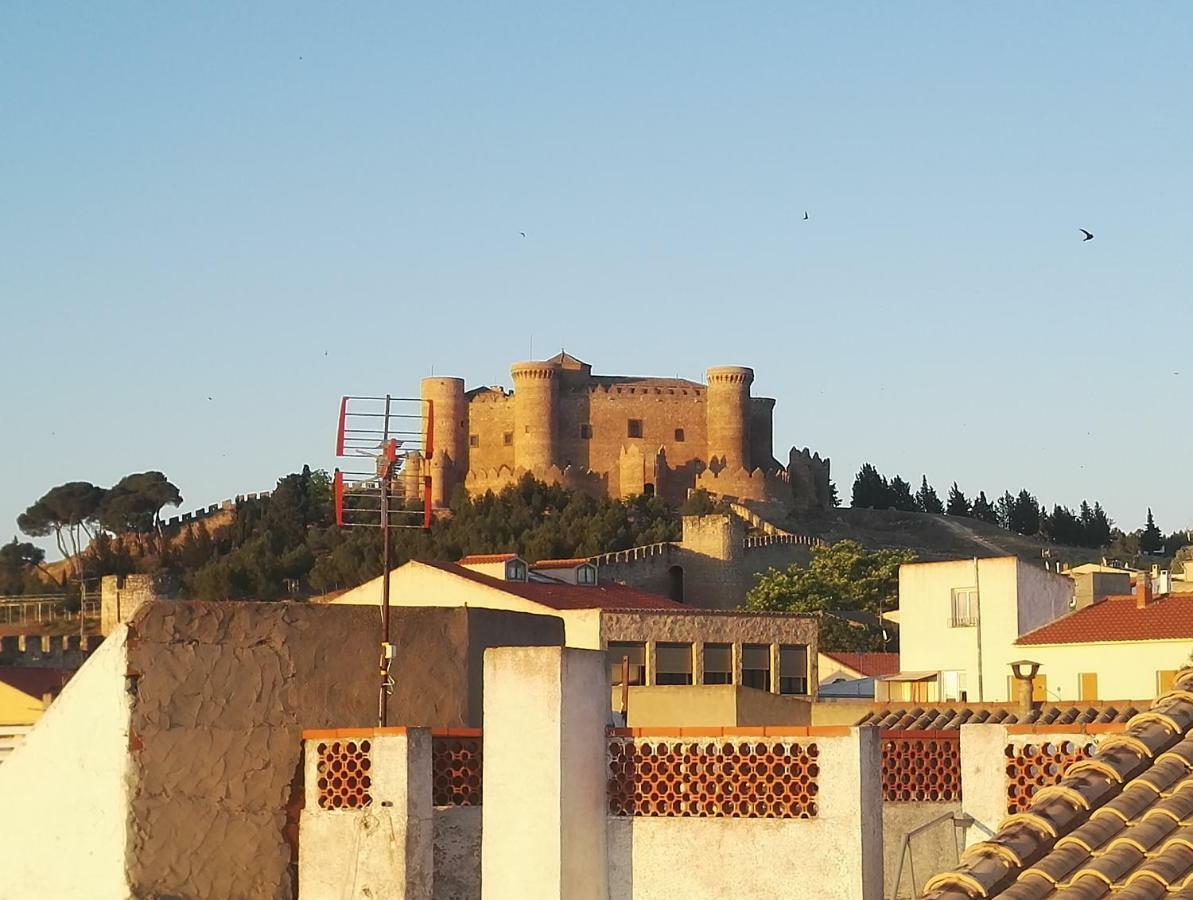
[410,352,830,509]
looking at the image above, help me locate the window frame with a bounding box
[627,419,644,439]
[654,642,694,686]
[608,641,646,687]
[741,643,771,692]
[703,642,733,685]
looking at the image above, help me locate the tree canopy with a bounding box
[745,540,915,651]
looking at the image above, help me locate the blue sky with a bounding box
[3,3,1191,556]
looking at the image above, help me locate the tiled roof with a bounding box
[821,652,900,677]
[530,558,591,570]
[922,668,1193,898]
[1017,594,1193,645]
[859,704,1142,732]
[0,667,72,699]
[457,553,519,565]
[417,561,687,611]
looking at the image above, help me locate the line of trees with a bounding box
[849,463,1185,553]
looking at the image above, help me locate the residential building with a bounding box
[330,553,819,700]
[1012,579,1193,701]
[897,556,1074,703]
[0,667,72,763]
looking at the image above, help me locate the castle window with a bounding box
[579,423,593,439]
[674,428,685,442]
[627,419,643,438]
[502,432,513,446]
[469,434,480,448]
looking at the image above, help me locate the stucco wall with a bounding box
[605,729,882,899]
[623,684,811,727]
[433,807,481,899]
[1010,639,1187,702]
[0,628,132,899]
[883,801,962,898]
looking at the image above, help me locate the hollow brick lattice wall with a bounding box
[315,739,373,810]
[881,733,961,802]
[432,734,482,807]
[607,738,819,818]
[1004,740,1096,814]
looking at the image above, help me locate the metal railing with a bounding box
[0,596,99,626]
[947,615,977,628]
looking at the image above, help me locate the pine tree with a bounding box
[995,491,1015,530]
[851,464,890,509]
[1084,502,1113,548]
[1008,489,1041,535]
[970,491,997,524]
[1141,508,1164,554]
[915,476,944,514]
[889,476,917,512]
[945,482,970,517]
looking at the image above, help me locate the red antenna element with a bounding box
[333,394,435,727]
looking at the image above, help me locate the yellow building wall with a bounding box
[0,682,47,726]
[898,557,1073,703]
[1014,640,1191,702]
[330,562,603,648]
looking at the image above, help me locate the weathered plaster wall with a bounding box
[124,602,379,900]
[605,729,882,899]
[623,684,811,727]
[883,801,963,898]
[433,807,481,899]
[0,628,132,899]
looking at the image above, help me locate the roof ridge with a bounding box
[922,667,1193,898]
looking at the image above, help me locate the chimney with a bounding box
[1009,660,1041,718]
[1136,573,1154,609]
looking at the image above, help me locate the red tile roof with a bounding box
[1016,593,1193,645]
[418,561,687,611]
[457,553,519,565]
[0,667,73,699]
[530,558,591,570]
[820,652,900,677]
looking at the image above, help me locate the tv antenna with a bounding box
[334,394,433,726]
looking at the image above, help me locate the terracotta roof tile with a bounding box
[457,553,519,565]
[1017,595,1193,645]
[417,560,686,611]
[821,651,900,677]
[922,670,1193,899]
[860,704,1140,732]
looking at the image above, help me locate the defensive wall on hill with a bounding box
[592,514,825,610]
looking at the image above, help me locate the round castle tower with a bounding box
[420,377,467,507]
[510,361,559,472]
[705,366,754,470]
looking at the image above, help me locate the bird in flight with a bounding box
[803,211,809,220]
[520,232,526,237]
[1080,229,1094,241]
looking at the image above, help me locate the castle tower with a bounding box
[421,377,467,507]
[750,397,776,470]
[511,361,559,472]
[705,366,754,471]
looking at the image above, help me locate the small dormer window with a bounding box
[577,564,597,585]
[505,559,528,581]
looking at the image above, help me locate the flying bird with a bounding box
[520,232,526,237]
[803,211,809,220]
[1080,229,1094,241]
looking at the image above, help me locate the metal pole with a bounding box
[973,556,984,702]
[379,394,393,728]
[621,656,630,719]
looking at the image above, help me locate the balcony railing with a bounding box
[947,615,977,628]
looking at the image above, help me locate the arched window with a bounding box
[668,565,684,603]
[505,559,528,582]
[577,564,597,585]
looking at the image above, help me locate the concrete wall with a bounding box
[605,729,883,900]
[623,684,812,727]
[299,729,433,900]
[0,628,133,899]
[882,801,962,899]
[433,807,481,899]
[899,557,1073,703]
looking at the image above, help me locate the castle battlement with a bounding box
[421,353,830,510]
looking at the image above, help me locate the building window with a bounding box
[1079,672,1098,701]
[608,642,646,686]
[502,432,513,446]
[469,434,480,448]
[1159,670,1178,694]
[703,643,732,684]
[674,428,685,442]
[627,419,643,438]
[655,643,694,685]
[579,423,593,439]
[949,588,978,627]
[742,644,771,691]
[505,559,527,582]
[778,645,808,695]
[576,563,596,585]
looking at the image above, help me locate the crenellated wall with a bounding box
[0,633,103,668]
